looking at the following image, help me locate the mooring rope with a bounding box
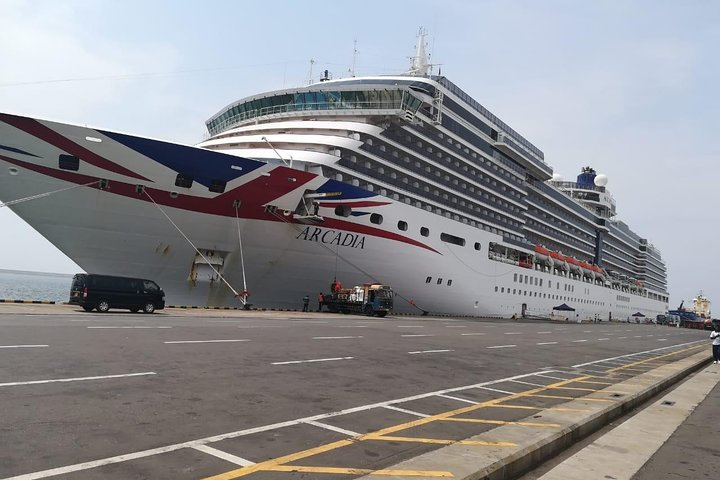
[142,190,246,305]
[234,203,249,301]
[0,179,101,208]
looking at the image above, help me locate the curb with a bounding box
[0,299,56,304]
[357,348,711,480]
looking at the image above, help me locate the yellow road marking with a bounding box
[486,404,591,412]
[547,386,626,394]
[366,435,516,447]
[527,394,613,402]
[202,439,354,479]
[608,345,705,374]
[203,373,596,479]
[265,465,454,477]
[441,417,561,428]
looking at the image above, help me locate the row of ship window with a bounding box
[512,273,576,292]
[333,205,482,249]
[340,148,525,234]
[351,145,525,223]
[325,165,524,242]
[493,286,606,306]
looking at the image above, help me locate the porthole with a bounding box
[335,205,351,217]
[370,213,383,225]
[474,242,481,251]
[420,227,429,237]
[447,280,453,286]
[397,220,408,231]
[58,154,79,171]
[175,174,193,188]
[425,276,432,284]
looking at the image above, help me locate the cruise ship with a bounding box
[0,30,669,318]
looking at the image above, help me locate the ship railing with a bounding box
[206,100,407,136]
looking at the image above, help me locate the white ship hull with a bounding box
[0,113,667,318]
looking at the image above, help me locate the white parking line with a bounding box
[87,326,171,329]
[397,325,424,328]
[191,445,255,466]
[537,342,558,345]
[0,345,48,349]
[237,325,282,328]
[437,393,479,405]
[335,325,368,328]
[313,336,363,340]
[304,420,359,436]
[271,357,354,365]
[537,331,553,334]
[164,340,250,344]
[0,369,559,479]
[460,333,485,336]
[401,334,434,337]
[383,405,429,417]
[487,345,516,349]
[598,338,610,341]
[504,332,522,335]
[0,372,156,388]
[445,325,467,328]
[478,386,515,395]
[408,349,453,354]
[572,340,588,343]
[619,337,628,339]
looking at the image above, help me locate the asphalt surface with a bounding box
[0,306,709,479]
[632,369,720,480]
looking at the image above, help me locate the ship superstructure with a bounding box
[0,29,669,318]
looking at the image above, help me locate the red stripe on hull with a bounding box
[0,155,439,254]
[0,114,149,181]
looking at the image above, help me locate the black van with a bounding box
[69,274,165,313]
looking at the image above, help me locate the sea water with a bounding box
[0,269,74,302]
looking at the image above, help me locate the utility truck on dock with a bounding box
[324,283,393,317]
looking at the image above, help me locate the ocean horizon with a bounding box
[0,268,76,302]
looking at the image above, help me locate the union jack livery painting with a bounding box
[0,30,669,318]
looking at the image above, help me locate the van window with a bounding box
[144,281,159,292]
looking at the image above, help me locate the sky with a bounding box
[0,0,718,310]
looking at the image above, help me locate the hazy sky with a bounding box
[0,0,718,310]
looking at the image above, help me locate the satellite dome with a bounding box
[552,173,563,182]
[594,174,608,187]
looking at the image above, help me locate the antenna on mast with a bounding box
[349,40,358,77]
[307,58,315,85]
[406,27,432,76]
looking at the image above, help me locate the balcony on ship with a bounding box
[492,132,553,180]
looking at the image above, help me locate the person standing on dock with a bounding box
[302,295,310,312]
[711,324,720,363]
[317,292,324,312]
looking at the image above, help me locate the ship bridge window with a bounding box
[426,276,432,283]
[58,154,79,171]
[209,180,227,193]
[370,213,383,225]
[175,174,193,188]
[440,233,466,247]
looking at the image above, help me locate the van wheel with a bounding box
[142,302,155,314]
[364,305,375,317]
[97,300,110,313]
[82,306,94,312]
[130,308,140,313]
[376,311,387,318]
